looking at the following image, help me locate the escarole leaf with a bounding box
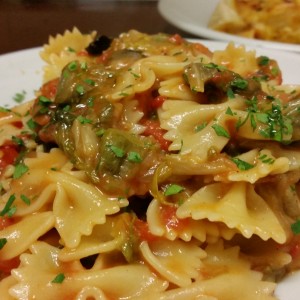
[183,62,218,93]
[150,162,174,205]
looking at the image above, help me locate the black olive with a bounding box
[85,35,112,55]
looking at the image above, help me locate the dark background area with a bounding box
[0,0,195,54]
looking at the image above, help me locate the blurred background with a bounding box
[0,0,194,54]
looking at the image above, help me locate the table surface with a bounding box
[0,0,196,55]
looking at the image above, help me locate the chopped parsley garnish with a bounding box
[38,96,51,113]
[26,118,37,130]
[204,62,226,71]
[212,124,230,138]
[84,78,96,86]
[258,154,275,164]
[62,105,71,112]
[127,151,142,163]
[164,184,185,196]
[227,87,235,99]
[130,71,140,78]
[51,273,65,284]
[67,61,78,71]
[271,67,279,76]
[87,96,95,107]
[0,194,16,217]
[76,85,85,95]
[20,194,31,206]
[109,145,125,158]
[67,47,76,53]
[77,115,92,124]
[195,122,207,132]
[225,107,234,116]
[12,135,24,146]
[259,103,292,142]
[236,95,292,142]
[230,78,248,90]
[13,90,26,103]
[0,238,7,250]
[258,56,270,66]
[231,157,254,171]
[38,95,52,105]
[291,220,300,235]
[13,163,29,179]
[80,62,88,70]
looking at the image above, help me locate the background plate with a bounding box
[158,0,300,52]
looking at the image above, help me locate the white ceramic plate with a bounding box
[0,44,300,300]
[158,0,300,53]
[0,47,43,107]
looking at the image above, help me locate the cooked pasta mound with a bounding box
[208,0,300,44]
[1,28,300,299]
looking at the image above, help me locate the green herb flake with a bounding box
[12,136,24,146]
[291,220,300,235]
[119,92,129,97]
[0,194,16,217]
[227,87,235,99]
[204,63,226,72]
[77,115,92,124]
[212,124,230,138]
[87,96,95,107]
[80,62,88,70]
[0,238,7,250]
[195,122,207,132]
[84,78,96,86]
[109,145,125,158]
[164,184,185,196]
[67,47,76,53]
[127,151,143,163]
[225,107,234,116]
[130,71,140,79]
[256,113,269,124]
[67,61,78,71]
[13,163,29,179]
[250,113,257,130]
[271,67,279,76]
[38,95,52,105]
[231,157,254,171]
[231,78,248,90]
[13,91,26,103]
[76,85,85,96]
[26,118,37,130]
[51,273,65,284]
[20,194,31,206]
[258,103,292,142]
[62,105,71,112]
[258,56,270,66]
[258,154,275,164]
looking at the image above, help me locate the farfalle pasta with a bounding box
[208,0,300,44]
[0,28,300,299]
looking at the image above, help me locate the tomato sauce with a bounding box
[160,205,190,233]
[0,144,19,174]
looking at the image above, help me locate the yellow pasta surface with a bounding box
[0,28,300,299]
